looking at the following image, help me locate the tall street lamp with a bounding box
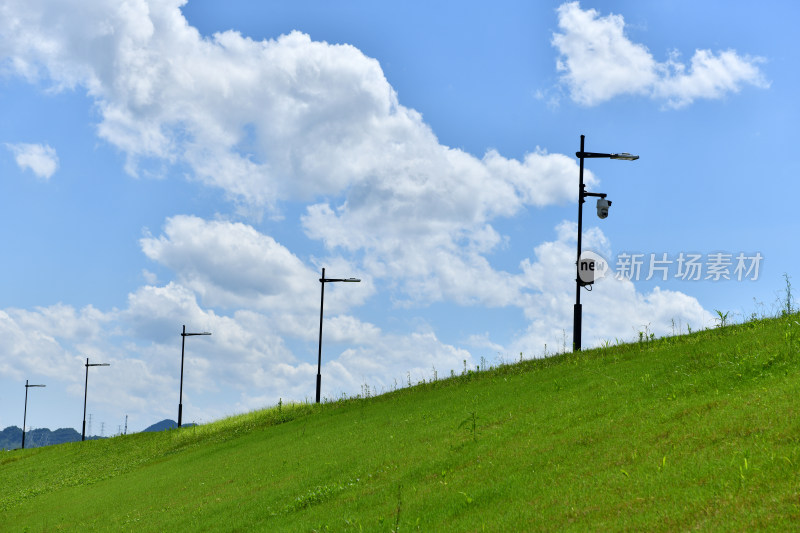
[179,325,211,428]
[316,267,361,403]
[22,379,45,449]
[82,358,110,441]
[574,134,638,351]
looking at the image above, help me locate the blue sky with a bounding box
[0,0,796,435]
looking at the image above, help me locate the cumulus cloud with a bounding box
[0,212,715,429]
[552,2,768,108]
[0,277,477,426]
[511,221,713,354]
[0,0,590,217]
[140,216,323,312]
[136,215,713,395]
[0,0,595,312]
[302,148,591,306]
[5,142,59,179]
[0,309,79,381]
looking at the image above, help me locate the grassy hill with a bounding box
[1,313,799,531]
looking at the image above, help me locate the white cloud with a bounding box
[10,303,111,343]
[511,221,713,354]
[0,0,589,215]
[0,274,476,428]
[133,215,713,399]
[0,309,78,381]
[0,212,718,431]
[140,215,324,312]
[0,0,597,312]
[141,269,158,285]
[302,148,591,307]
[552,2,768,108]
[321,331,474,397]
[123,281,215,344]
[465,332,505,355]
[653,49,768,108]
[5,142,59,179]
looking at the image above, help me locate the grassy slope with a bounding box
[2,314,800,531]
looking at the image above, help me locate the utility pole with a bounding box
[82,358,110,441]
[572,134,638,351]
[179,325,212,427]
[316,267,361,403]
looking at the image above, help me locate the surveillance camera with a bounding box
[596,198,611,219]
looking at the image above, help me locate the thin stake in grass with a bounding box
[393,484,402,533]
[459,411,479,441]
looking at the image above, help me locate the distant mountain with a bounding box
[143,419,177,432]
[0,426,102,450]
[142,419,197,432]
[1,419,198,449]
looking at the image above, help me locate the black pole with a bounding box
[22,380,29,449]
[82,358,89,441]
[179,324,186,428]
[316,268,326,403]
[574,134,586,352]
[176,326,210,427]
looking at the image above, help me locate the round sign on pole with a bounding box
[579,250,609,285]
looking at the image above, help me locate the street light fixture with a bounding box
[82,358,110,441]
[22,380,45,449]
[574,134,638,351]
[179,325,211,428]
[316,267,361,403]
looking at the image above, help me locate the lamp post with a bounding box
[179,325,211,428]
[316,267,361,403]
[22,380,45,449]
[574,134,638,351]
[82,358,110,441]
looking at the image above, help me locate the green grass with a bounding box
[2,313,800,531]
